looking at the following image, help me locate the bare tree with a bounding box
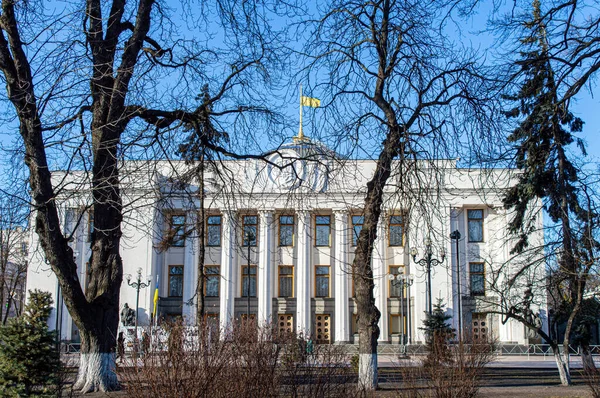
[0,195,28,324]
[303,0,496,389]
[0,0,294,392]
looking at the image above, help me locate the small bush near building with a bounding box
[0,290,61,397]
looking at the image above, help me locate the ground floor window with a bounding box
[278,314,294,335]
[168,266,183,297]
[472,313,488,341]
[315,314,331,343]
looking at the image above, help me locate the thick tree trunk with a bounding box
[553,349,571,386]
[74,316,120,392]
[580,342,597,373]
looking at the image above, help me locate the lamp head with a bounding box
[424,238,431,247]
[450,230,461,240]
[410,247,418,257]
[387,274,395,280]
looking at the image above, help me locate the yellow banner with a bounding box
[301,96,320,107]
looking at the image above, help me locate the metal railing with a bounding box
[57,337,600,358]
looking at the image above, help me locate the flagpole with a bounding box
[298,84,304,140]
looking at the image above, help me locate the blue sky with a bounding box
[1,0,599,188]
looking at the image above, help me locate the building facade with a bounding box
[25,139,547,345]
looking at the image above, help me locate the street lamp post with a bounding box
[126,268,151,341]
[410,239,445,315]
[450,230,463,341]
[397,274,414,345]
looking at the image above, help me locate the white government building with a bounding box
[26,138,547,346]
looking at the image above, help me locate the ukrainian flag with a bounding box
[152,275,159,320]
[300,95,320,108]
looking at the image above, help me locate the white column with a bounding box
[373,214,388,342]
[334,210,350,343]
[257,211,274,326]
[296,210,311,336]
[182,212,196,323]
[219,211,237,332]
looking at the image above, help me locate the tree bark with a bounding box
[553,348,572,386]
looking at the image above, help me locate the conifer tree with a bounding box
[501,0,593,385]
[0,290,60,396]
[420,299,455,366]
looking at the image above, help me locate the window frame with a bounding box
[352,214,364,247]
[314,215,331,247]
[206,215,222,247]
[388,214,404,247]
[314,265,331,298]
[278,265,294,297]
[204,265,220,297]
[242,215,258,247]
[168,265,184,297]
[241,264,257,297]
[388,265,405,298]
[467,209,484,243]
[278,215,295,247]
[469,262,485,296]
[168,213,186,248]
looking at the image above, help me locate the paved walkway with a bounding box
[378,353,600,368]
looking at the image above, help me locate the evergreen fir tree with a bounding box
[0,290,60,396]
[502,0,585,256]
[420,299,455,366]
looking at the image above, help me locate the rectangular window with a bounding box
[205,266,220,297]
[241,265,257,297]
[389,215,404,246]
[389,314,405,335]
[352,215,364,246]
[315,266,330,297]
[467,209,484,242]
[278,265,294,297]
[242,215,257,247]
[389,266,404,298]
[88,211,94,242]
[169,214,186,247]
[169,266,184,297]
[315,215,331,246]
[352,314,359,335]
[279,215,294,246]
[470,262,485,296]
[207,216,222,247]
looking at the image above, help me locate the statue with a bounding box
[120,303,135,326]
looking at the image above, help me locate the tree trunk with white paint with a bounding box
[553,349,571,386]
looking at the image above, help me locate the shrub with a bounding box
[398,337,496,398]
[118,319,361,397]
[0,290,61,397]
